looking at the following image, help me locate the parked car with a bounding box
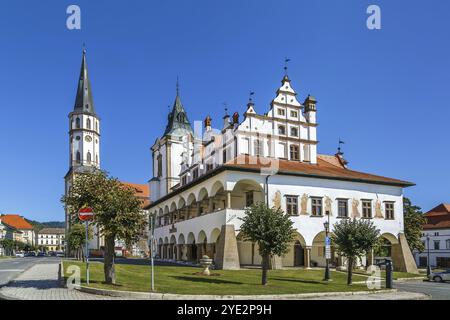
[429,269,450,282]
[56,251,64,257]
[48,251,56,257]
[25,251,36,257]
[37,252,46,257]
[15,252,25,258]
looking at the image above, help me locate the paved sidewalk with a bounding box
[0,261,124,300]
[0,261,430,300]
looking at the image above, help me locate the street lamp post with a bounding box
[426,235,431,277]
[323,212,331,281]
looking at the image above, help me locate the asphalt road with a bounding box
[0,257,59,286]
[396,280,450,300]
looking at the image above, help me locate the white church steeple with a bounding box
[68,49,101,170]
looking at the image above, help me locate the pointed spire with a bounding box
[163,79,193,136]
[73,48,96,115]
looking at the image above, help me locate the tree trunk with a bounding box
[261,254,270,286]
[347,256,354,285]
[104,234,116,284]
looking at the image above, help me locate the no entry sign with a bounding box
[78,207,95,221]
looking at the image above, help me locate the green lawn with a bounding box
[63,260,375,295]
[0,256,14,259]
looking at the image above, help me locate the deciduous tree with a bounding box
[332,219,380,285]
[239,203,295,285]
[403,197,426,252]
[62,170,146,284]
[67,223,93,261]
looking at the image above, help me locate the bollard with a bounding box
[385,259,393,289]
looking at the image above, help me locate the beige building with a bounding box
[37,228,65,252]
[0,214,35,246]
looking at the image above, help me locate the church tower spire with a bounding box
[163,80,193,136]
[74,49,96,115]
[68,48,101,170]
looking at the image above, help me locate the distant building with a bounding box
[37,228,65,252]
[0,219,23,256]
[0,214,35,246]
[414,203,450,268]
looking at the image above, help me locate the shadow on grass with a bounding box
[270,277,328,285]
[170,276,243,285]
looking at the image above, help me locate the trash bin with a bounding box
[385,258,393,289]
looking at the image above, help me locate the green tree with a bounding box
[0,239,15,256]
[67,223,93,261]
[239,202,295,285]
[62,170,146,284]
[14,240,25,252]
[332,219,380,285]
[403,197,426,252]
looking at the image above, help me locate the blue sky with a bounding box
[0,0,449,221]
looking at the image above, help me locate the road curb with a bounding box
[74,286,398,300]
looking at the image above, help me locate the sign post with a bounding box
[78,207,94,285]
[325,236,331,260]
[150,215,155,292]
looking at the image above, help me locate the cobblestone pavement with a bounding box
[0,261,126,300]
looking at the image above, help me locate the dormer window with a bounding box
[290,110,298,118]
[277,109,285,116]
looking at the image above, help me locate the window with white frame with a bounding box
[337,199,348,218]
[311,197,323,216]
[254,139,263,156]
[290,127,298,137]
[362,200,372,218]
[385,202,395,220]
[286,196,298,216]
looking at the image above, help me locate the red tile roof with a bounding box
[423,203,450,229]
[145,154,414,209]
[121,182,151,208]
[224,155,414,187]
[0,214,34,230]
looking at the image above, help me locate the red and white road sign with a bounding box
[78,207,95,221]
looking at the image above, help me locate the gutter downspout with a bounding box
[265,174,272,206]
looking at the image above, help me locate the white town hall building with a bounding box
[146,71,418,272]
[146,70,417,272]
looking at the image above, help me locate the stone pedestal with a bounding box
[392,233,419,273]
[215,224,240,269]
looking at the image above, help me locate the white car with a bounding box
[429,270,450,282]
[15,252,25,258]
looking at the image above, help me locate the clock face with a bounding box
[85,136,93,142]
